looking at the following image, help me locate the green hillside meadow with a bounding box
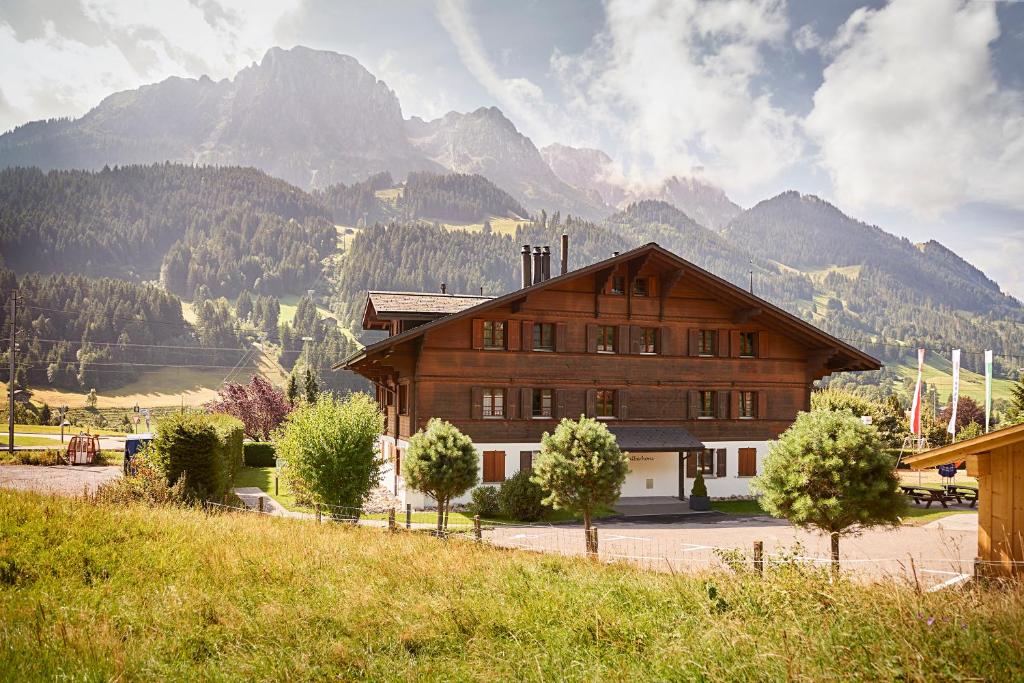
[1,491,1021,681]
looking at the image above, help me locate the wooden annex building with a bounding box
[905,423,1024,577]
[337,240,880,508]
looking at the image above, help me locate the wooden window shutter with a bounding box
[586,389,597,417]
[730,330,742,358]
[758,391,768,419]
[738,448,757,477]
[688,329,700,357]
[616,389,629,419]
[471,319,484,349]
[686,452,698,478]
[629,326,642,354]
[520,451,534,472]
[497,451,506,482]
[483,451,493,483]
[687,389,699,419]
[716,390,730,419]
[716,448,727,477]
[555,389,566,418]
[717,329,729,357]
[731,390,741,419]
[521,320,533,352]
[658,327,671,355]
[507,320,520,351]
[586,324,598,353]
[520,388,532,420]
[505,387,518,419]
[471,387,483,420]
[617,325,629,354]
[555,322,567,352]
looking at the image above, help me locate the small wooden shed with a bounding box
[904,422,1024,577]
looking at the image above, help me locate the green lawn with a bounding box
[11,423,124,436]
[0,436,63,447]
[1,490,1020,681]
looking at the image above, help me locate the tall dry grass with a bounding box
[0,489,1020,681]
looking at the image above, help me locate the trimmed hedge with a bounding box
[498,470,547,522]
[150,412,244,501]
[244,442,277,467]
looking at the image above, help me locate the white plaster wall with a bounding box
[681,441,768,499]
[620,452,679,497]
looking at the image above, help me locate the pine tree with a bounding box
[235,290,254,321]
[304,367,319,404]
[287,374,299,407]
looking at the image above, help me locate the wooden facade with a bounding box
[905,423,1024,577]
[339,243,879,461]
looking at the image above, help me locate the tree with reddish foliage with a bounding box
[208,376,291,440]
[938,395,985,432]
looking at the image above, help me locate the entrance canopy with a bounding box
[608,425,704,452]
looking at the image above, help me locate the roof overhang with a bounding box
[903,423,1024,469]
[608,425,704,452]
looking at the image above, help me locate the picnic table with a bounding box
[900,485,953,508]
[944,484,978,508]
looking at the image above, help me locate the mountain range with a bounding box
[0,45,1021,395]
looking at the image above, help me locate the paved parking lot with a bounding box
[0,465,121,495]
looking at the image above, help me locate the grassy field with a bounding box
[892,357,1015,404]
[1,491,1020,681]
[439,216,527,236]
[7,424,123,436]
[0,435,62,447]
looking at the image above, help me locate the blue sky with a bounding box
[1,0,1022,296]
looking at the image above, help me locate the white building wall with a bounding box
[376,437,769,509]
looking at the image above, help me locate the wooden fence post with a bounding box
[258,496,264,514]
[388,507,396,532]
[274,474,279,497]
[587,526,599,557]
[316,503,322,524]
[753,540,763,574]
[405,503,412,529]
[473,515,481,541]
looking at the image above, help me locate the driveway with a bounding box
[0,465,122,495]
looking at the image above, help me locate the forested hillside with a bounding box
[0,270,240,391]
[0,165,335,299]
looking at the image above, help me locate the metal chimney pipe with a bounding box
[440,283,447,294]
[532,247,543,284]
[521,245,532,288]
[560,234,569,275]
[542,246,551,281]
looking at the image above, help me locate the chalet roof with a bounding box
[903,423,1024,469]
[367,291,492,317]
[608,425,704,452]
[336,242,881,372]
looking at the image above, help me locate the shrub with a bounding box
[691,471,708,498]
[404,419,479,531]
[149,412,244,502]
[276,393,383,516]
[468,486,500,518]
[498,470,547,521]
[95,451,188,506]
[244,442,276,467]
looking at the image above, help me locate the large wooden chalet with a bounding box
[337,241,880,507]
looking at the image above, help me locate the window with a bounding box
[596,325,616,353]
[483,450,506,483]
[596,389,615,418]
[610,275,626,295]
[697,449,715,476]
[483,320,505,349]
[483,388,504,418]
[398,385,409,415]
[532,389,553,418]
[739,391,756,419]
[698,390,716,418]
[739,331,757,358]
[533,323,554,351]
[698,330,717,356]
[738,448,757,477]
[633,277,649,296]
[519,450,536,472]
[639,327,657,354]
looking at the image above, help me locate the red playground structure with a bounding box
[66,434,100,465]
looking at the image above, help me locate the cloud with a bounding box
[0,0,302,133]
[807,0,1024,215]
[549,0,803,194]
[793,24,821,53]
[375,50,454,121]
[436,0,554,141]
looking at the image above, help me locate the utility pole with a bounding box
[8,292,17,456]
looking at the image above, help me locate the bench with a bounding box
[944,485,978,508]
[900,485,953,509]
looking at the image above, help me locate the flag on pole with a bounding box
[984,350,993,433]
[909,348,925,435]
[947,349,961,436]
